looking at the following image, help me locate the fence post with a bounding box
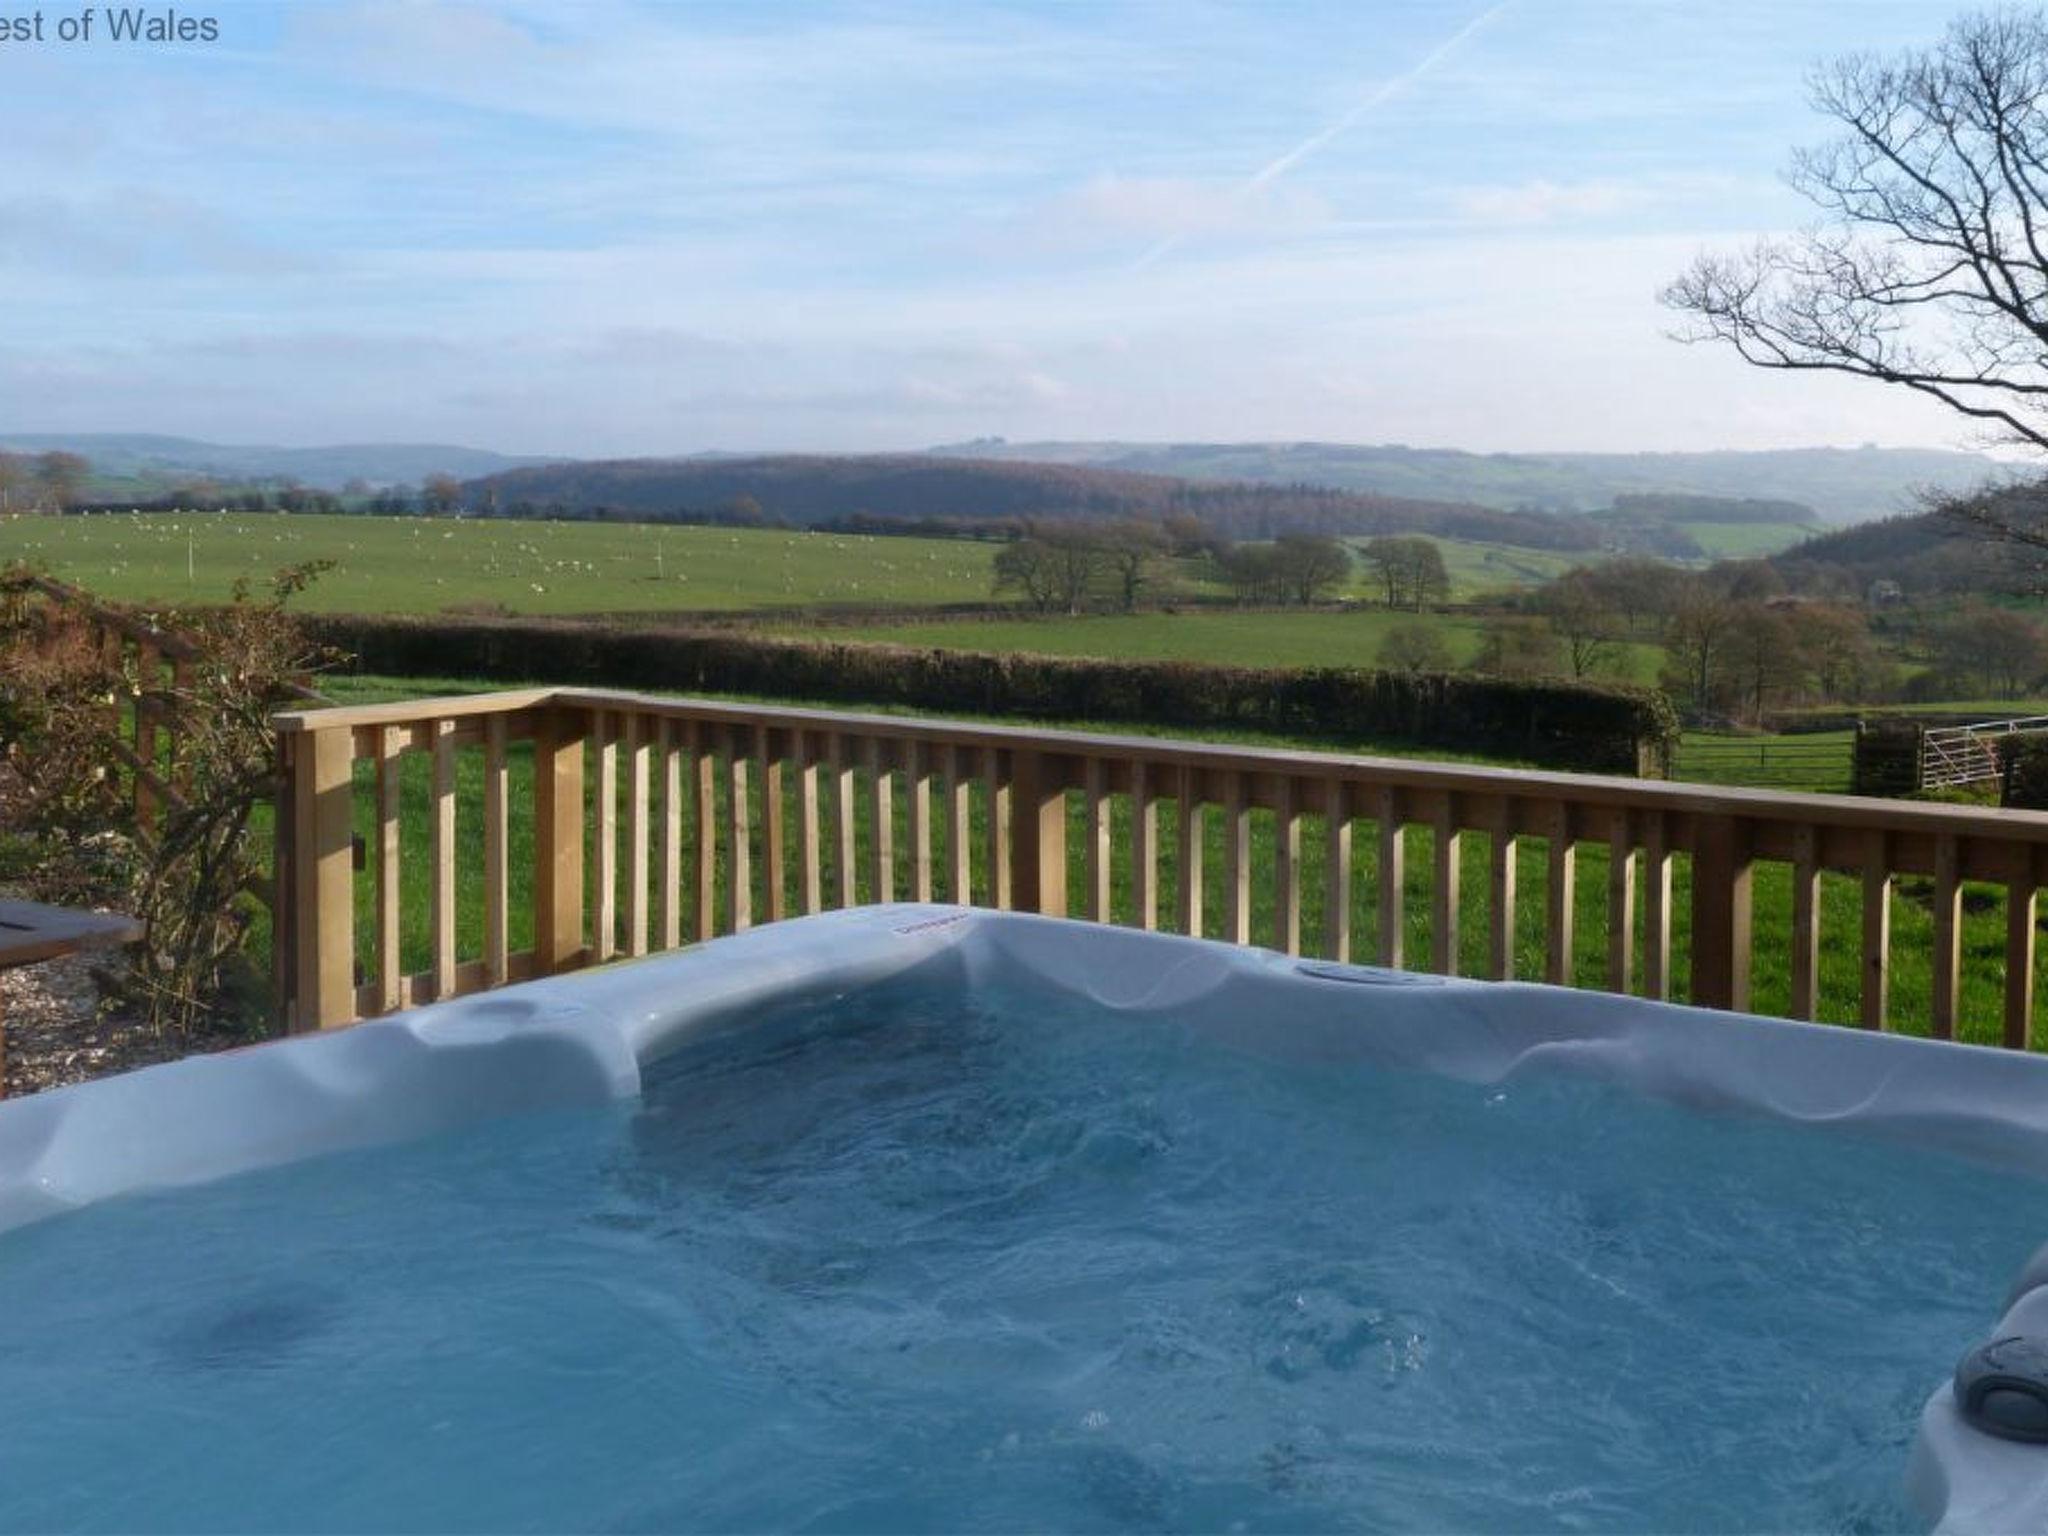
[533,706,588,975]
[1689,815,1753,1012]
[288,723,356,1031]
[1009,748,1068,917]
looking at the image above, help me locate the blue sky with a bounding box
[0,0,1994,455]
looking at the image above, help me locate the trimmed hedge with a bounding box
[297,613,1678,775]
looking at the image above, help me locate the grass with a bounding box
[1672,729,1856,792]
[256,674,2041,1051]
[773,608,1668,685]
[1676,520,1815,558]
[0,510,1005,615]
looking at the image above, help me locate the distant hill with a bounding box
[0,433,549,491]
[1768,508,2013,595]
[462,453,1620,552]
[926,440,2005,523]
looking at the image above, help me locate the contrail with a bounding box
[1132,0,1514,271]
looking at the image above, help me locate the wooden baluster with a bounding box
[945,743,971,903]
[1275,776,1301,957]
[533,708,585,977]
[796,733,823,916]
[660,718,682,948]
[431,718,458,999]
[626,714,650,957]
[1488,803,1518,982]
[1223,771,1251,944]
[1642,811,1671,1001]
[691,718,716,940]
[909,740,933,903]
[2007,847,2038,1050]
[833,734,857,907]
[1431,795,1460,976]
[1132,758,1158,930]
[484,713,510,986]
[1085,757,1111,921]
[1606,807,1635,996]
[867,735,894,904]
[1009,748,1068,917]
[376,724,404,1013]
[1932,833,1961,1040]
[1544,801,1576,988]
[1688,816,1751,1012]
[1178,765,1205,938]
[1377,785,1404,969]
[289,726,356,1031]
[1324,778,1352,963]
[1861,829,1891,1030]
[728,726,752,933]
[594,712,617,961]
[1789,823,1819,1021]
[986,749,1012,911]
[760,725,786,923]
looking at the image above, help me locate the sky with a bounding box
[0,0,2004,457]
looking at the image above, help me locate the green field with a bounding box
[1419,537,1588,597]
[0,511,1002,614]
[247,674,2038,1049]
[786,609,1666,684]
[1677,520,1816,559]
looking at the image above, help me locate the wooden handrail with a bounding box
[269,686,2048,1046]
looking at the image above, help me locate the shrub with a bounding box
[297,612,1679,774]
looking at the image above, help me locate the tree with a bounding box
[32,451,88,512]
[1785,602,1890,702]
[1575,556,1685,636]
[1219,544,1286,604]
[993,526,1104,615]
[0,452,26,513]
[1535,571,1623,679]
[1660,578,1742,716]
[1359,536,1449,610]
[1379,621,1451,675]
[1724,603,1810,723]
[1271,534,1351,604]
[421,473,463,515]
[1470,615,1563,678]
[1100,521,1167,611]
[1665,10,2048,455]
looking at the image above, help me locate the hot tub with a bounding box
[0,904,2043,1532]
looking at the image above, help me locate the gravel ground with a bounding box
[0,943,193,1098]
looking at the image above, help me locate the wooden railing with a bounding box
[270,687,2048,1046]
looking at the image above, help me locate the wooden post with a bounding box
[1009,749,1067,917]
[1543,800,1576,987]
[289,725,356,1031]
[532,707,586,977]
[375,725,404,1012]
[1324,778,1352,964]
[430,718,458,999]
[1275,776,1301,957]
[1689,816,1753,1012]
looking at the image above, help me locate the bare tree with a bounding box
[33,451,88,512]
[1665,10,2048,454]
[1535,571,1623,678]
[1100,521,1167,611]
[993,526,1104,615]
[421,472,464,516]
[0,452,27,513]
